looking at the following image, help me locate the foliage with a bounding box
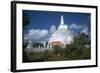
[23,43,29,62]
[32,42,44,48]
[23,12,30,27]
[23,33,91,62]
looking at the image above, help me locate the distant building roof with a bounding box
[49,41,61,46]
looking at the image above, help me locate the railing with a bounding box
[25,47,53,52]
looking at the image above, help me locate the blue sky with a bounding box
[23,10,91,42]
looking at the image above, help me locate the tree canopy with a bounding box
[23,12,30,27]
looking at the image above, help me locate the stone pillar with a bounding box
[38,45,40,48]
[43,42,46,47]
[50,45,52,48]
[47,44,49,48]
[63,43,66,48]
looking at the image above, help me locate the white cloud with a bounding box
[69,24,84,30]
[50,25,56,34]
[49,29,74,44]
[24,29,49,42]
[81,27,89,35]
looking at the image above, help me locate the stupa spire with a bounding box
[60,15,64,24]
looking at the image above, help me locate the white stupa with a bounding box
[48,15,73,48]
[58,15,68,30]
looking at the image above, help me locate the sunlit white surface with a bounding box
[49,15,73,44]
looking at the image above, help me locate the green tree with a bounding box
[23,12,30,27]
[32,42,43,48]
[23,42,29,62]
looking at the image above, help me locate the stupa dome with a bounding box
[49,29,73,44]
[58,24,68,30]
[49,15,73,45]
